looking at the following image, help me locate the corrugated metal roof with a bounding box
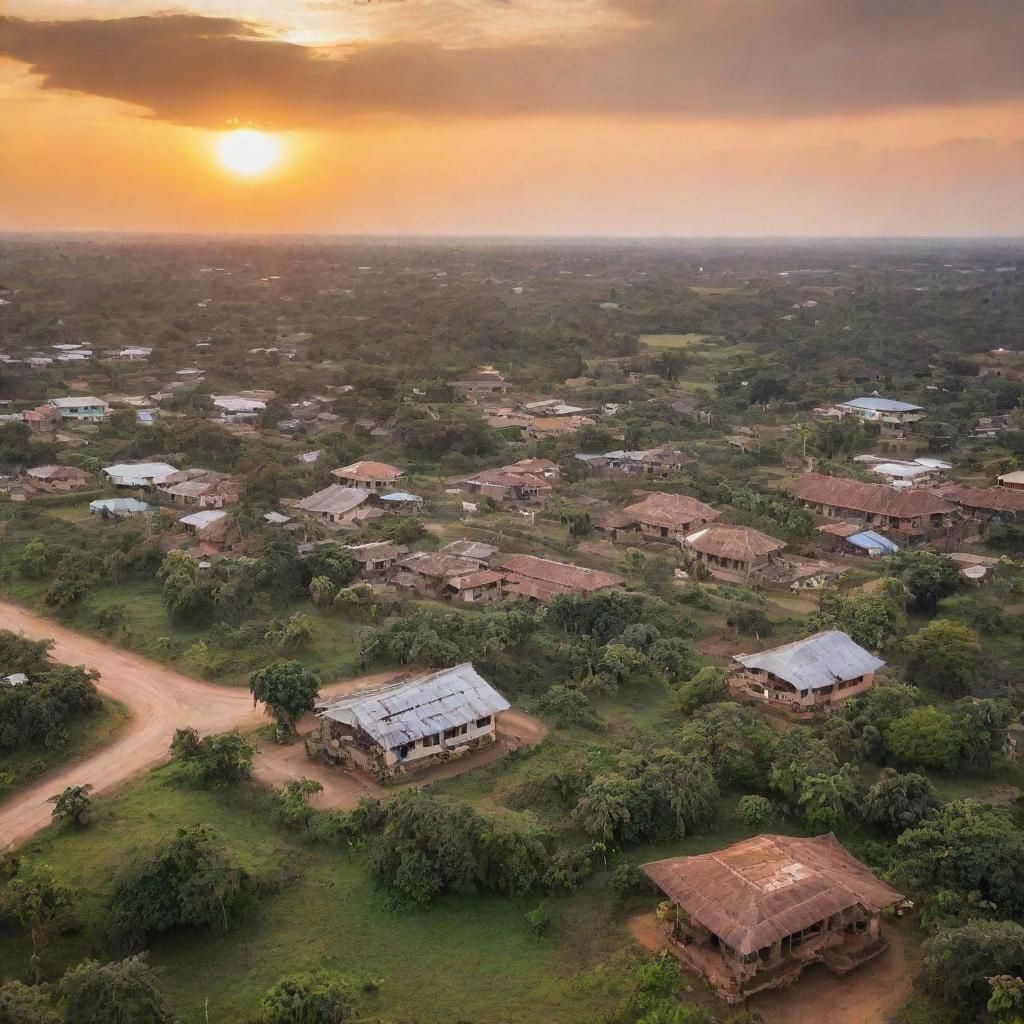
[317,663,509,749]
[736,630,884,691]
[841,396,922,412]
[846,530,899,554]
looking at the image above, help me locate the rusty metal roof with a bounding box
[643,834,904,956]
[735,630,884,691]
[317,663,509,750]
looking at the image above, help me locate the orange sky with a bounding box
[3,0,1024,235]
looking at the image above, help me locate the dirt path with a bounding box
[0,603,401,848]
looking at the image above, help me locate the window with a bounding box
[443,724,468,740]
[422,733,440,747]
[476,716,492,729]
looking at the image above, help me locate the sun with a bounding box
[216,130,281,177]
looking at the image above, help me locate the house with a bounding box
[180,509,227,537]
[817,522,900,557]
[115,346,152,361]
[89,497,151,517]
[212,395,266,420]
[838,395,924,428]
[789,473,957,543]
[49,396,110,422]
[103,462,178,487]
[391,551,491,599]
[444,570,506,603]
[855,456,950,488]
[449,369,511,397]
[294,485,371,527]
[25,465,92,492]
[157,469,244,509]
[732,630,884,711]
[21,404,60,434]
[448,459,561,505]
[497,553,624,602]
[332,461,403,492]
[577,445,693,476]
[526,415,595,440]
[997,470,1024,491]
[378,491,424,515]
[937,484,1024,520]
[345,541,409,578]
[643,834,904,1005]
[317,663,510,779]
[439,540,500,563]
[603,492,720,543]
[683,525,786,582]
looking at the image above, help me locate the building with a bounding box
[317,663,510,778]
[157,469,244,509]
[25,465,92,492]
[443,569,506,603]
[497,553,624,602]
[643,834,904,1005]
[378,491,424,515]
[49,396,110,422]
[449,369,511,397]
[448,459,561,505]
[937,484,1024,520]
[732,630,884,711]
[212,395,266,420]
[997,470,1024,492]
[103,462,178,487]
[294,485,371,527]
[603,492,720,543]
[332,461,403,492]
[180,509,228,537]
[439,540,500,563]
[345,541,409,578]
[21,404,60,434]
[89,497,151,517]
[577,445,694,476]
[682,525,786,582]
[391,551,491,599]
[838,395,923,428]
[817,523,900,557]
[854,456,950,488]
[789,473,957,543]
[526,414,595,440]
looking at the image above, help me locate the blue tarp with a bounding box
[846,530,899,555]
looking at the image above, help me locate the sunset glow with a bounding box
[216,130,280,177]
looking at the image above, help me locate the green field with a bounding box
[638,333,715,349]
[0,766,732,1023]
[0,696,131,801]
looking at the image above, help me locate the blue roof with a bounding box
[380,491,422,503]
[846,530,899,554]
[841,396,922,413]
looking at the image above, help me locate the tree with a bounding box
[860,768,941,833]
[4,864,78,982]
[302,544,357,589]
[59,955,174,1024]
[885,707,964,770]
[797,763,858,832]
[814,580,908,650]
[532,686,603,730]
[260,970,358,1024]
[571,774,638,842]
[918,921,1024,1023]
[109,826,252,949]
[989,976,1024,1024]
[737,795,775,829]
[249,660,321,739]
[168,728,255,786]
[726,606,772,637]
[273,777,324,831]
[904,619,980,696]
[308,575,336,607]
[894,801,1024,917]
[675,667,728,715]
[888,550,964,613]
[48,784,94,828]
[0,980,58,1024]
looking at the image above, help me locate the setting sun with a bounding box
[216,129,280,176]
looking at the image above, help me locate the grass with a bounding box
[638,333,715,350]
[0,696,131,802]
[0,768,642,1024]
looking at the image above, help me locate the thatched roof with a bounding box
[643,834,903,956]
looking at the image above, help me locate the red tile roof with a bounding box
[622,491,720,530]
[789,473,955,519]
[333,461,402,482]
[685,524,785,560]
[937,484,1024,513]
[497,554,623,593]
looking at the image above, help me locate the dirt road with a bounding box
[0,601,547,841]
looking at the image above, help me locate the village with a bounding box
[0,239,1023,1024]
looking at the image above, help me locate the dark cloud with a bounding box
[2,2,1024,128]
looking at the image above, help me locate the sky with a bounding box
[2,0,1024,236]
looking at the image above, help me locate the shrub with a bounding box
[259,970,358,1024]
[736,795,775,829]
[532,686,603,729]
[168,728,255,786]
[59,954,174,1024]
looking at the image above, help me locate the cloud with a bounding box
[2,2,1024,128]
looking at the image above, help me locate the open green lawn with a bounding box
[638,333,716,350]
[0,768,661,1024]
[0,696,131,801]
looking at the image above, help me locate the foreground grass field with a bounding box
[0,765,727,1024]
[0,696,131,801]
